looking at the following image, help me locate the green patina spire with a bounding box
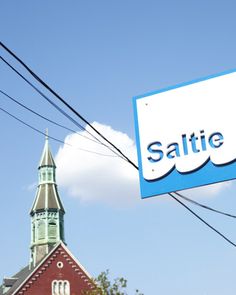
[38,129,56,168]
[30,131,65,268]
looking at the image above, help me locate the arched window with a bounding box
[52,280,70,295]
[64,281,70,295]
[59,281,63,294]
[52,280,58,295]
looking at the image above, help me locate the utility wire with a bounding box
[20,77,236,223]
[169,192,236,247]
[0,106,118,158]
[0,56,86,131]
[0,89,105,146]
[173,191,236,219]
[0,56,125,160]
[3,86,236,219]
[0,42,138,170]
[1,56,97,138]
[1,42,236,247]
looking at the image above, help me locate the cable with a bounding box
[169,192,236,248]
[4,78,235,219]
[0,56,128,161]
[1,42,236,247]
[0,56,86,131]
[173,191,236,219]
[1,56,93,134]
[0,56,125,160]
[0,42,139,170]
[0,89,105,145]
[0,106,118,158]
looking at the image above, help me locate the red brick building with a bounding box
[0,135,96,295]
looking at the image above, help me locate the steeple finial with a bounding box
[38,130,55,168]
[45,128,49,140]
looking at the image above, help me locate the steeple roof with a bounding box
[38,132,56,168]
[30,134,65,214]
[30,184,65,213]
[29,134,66,266]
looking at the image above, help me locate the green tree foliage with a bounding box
[83,270,143,295]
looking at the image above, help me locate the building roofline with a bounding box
[11,241,93,294]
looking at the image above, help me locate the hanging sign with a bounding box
[133,70,236,198]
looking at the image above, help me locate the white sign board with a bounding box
[133,70,236,198]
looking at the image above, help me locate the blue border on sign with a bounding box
[133,68,236,198]
[134,68,236,100]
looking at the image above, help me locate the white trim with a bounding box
[57,261,64,269]
[51,279,70,295]
[59,242,93,279]
[53,185,61,210]
[12,241,93,294]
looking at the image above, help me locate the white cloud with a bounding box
[55,122,232,207]
[181,180,233,199]
[55,122,140,206]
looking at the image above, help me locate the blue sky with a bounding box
[1,1,236,294]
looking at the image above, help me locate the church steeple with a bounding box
[30,133,65,268]
[38,130,56,168]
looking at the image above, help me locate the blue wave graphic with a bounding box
[140,159,236,198]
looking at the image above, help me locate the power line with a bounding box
[0,89,105,146]
[173,191,236,219]
[0,56,125,161]
[1,56,95,136]
[0,106,119,158]
[0,56,86,131]
[0,42,139,170]
[169,192,236,248]
[4,74,236,223]
[1,42,236,248]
